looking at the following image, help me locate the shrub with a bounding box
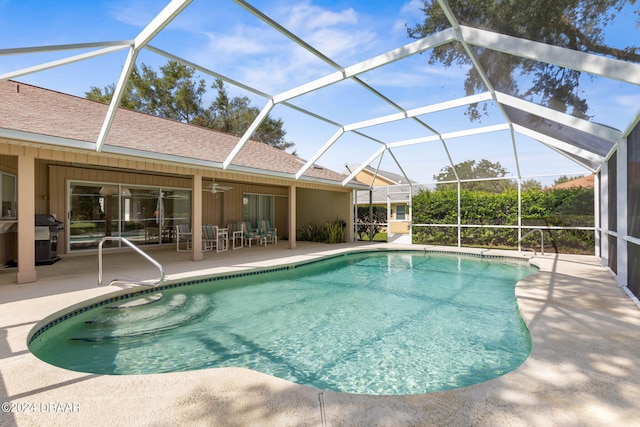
[411,187,594,253]
[299,218,346,243]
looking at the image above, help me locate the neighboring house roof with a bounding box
[346,164,423,204]
[0,80,358,186]
[354,184,431,205]
[346,164,417,186]
[549,174,595,190]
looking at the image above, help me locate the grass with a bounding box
[357,232,388,242]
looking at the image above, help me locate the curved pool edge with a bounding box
[6,244,638,426]
[27,245,536,348]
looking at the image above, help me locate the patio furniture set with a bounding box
[175,220,277,252]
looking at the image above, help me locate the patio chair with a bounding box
[202,224,216,251]
[175,223,192,252]
[216,225,229,252]
[241,221,265,247]
[228,222,244,249]
[260,219,277,245]
[145,222,161,244]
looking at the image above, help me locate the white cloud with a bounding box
[276,1,378,61]
[189,1,382,94]
[108,0,162,28]
[204,26,273,57]
[400,0,424,16]
[305,27,377,59]
[615,93,640,107]
[284,3,358,32]
[394,0,425,36]
[362,64,466,88]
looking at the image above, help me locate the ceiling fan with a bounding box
[203,180,232,194]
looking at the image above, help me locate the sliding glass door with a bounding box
[69,182,191,251]
[242,193,274,229]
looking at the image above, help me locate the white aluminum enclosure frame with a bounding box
[1,2,633,176]
[1,0,639,292]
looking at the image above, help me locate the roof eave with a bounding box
[0,127,362,189]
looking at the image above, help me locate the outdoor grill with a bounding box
[35,214,63,265]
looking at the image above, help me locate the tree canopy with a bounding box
[434,159,513,192]
[86,61,294,151]
[433,159,541,192]
[407,0,639,121]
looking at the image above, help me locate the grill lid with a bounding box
[35,214,63,229]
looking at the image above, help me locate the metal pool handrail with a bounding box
[519,229,545,256]
[98,236,166,286]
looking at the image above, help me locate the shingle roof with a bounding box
[0,80,352,184]
[346,164,416,185]
[548,174,595,190]
[354,184,433,204]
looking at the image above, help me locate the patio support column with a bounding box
[601,162,609,267]
[369,190,374,241]
[288,184,296,249]
[191,174,203,261]
[17,153,36,283]
[386,188,391,240]
[594,173,601,258]
[617,138,628,287]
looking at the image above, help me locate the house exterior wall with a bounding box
[0,140,355,264]
[390,221,409,234]
[354,170,395,187]
[296,188,353,241]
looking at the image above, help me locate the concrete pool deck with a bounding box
[1,242,639,426]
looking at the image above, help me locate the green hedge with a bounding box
[412,187,594,254]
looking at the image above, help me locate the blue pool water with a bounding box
[29,251,537,395]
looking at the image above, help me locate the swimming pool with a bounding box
[29,250,537,395]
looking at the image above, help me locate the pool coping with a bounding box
[2,242,640,426]
[27,247,536,346]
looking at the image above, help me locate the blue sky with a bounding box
[1,0,639,186]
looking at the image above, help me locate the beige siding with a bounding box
[0,139,356,260]
[390,221,410,234]
[204,181,288,233]
[354,170,395,187]
[296,188,352,241]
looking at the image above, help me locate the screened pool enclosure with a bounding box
[0,0,639,297]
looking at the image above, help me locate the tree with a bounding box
[86,61,206,123]
[355,206,387,240]
[85,82,138,110]
[133,61,206,123]
[86,62,294,151]
[521,179,543,191]
[196,79,295,151]
[553,175,573,186]
[434,159,516,192]
[407,0,639,120]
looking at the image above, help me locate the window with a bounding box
[1,173,16,219]
[396,204,406,220]
[243,193,274,227]
[69,181,191,251]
